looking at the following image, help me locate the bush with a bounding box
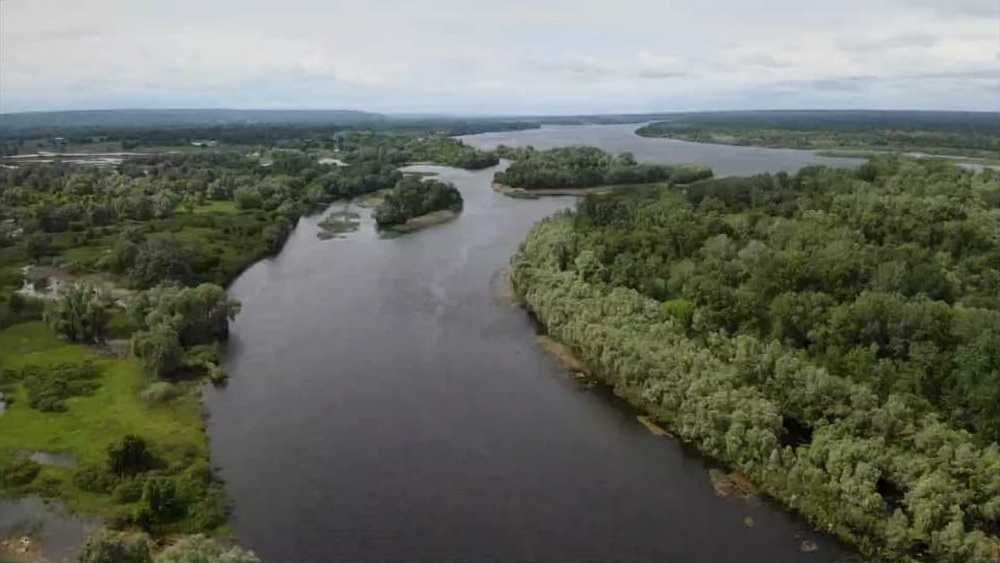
[0,458,41,487]
[22,361,102,412]
[43,283,113,344]
[107,435,154,477]
[79,529,152,563]
[113,478,146,504]
[154,535,259,563]
[137,477,184,527]
[73,464,117,493]
[139,382,181,403]
[183,488,229,533]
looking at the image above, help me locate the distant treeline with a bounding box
[636,110,1000,155]
[0,111,541,148]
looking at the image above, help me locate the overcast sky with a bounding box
[2,0,998,114]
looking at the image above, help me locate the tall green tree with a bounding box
[44,283,113,344]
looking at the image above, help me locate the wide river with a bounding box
[205,126,864,563]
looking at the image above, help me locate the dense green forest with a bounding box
[636,111,1000,160]
[0,129,498,556]
[374,176,463,227]
[493,146,712,190]
[513,157,1000,562]
[335,132,499,169]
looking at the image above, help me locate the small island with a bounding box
[492,146,711,196]
[374,176,464,232]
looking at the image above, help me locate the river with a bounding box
[205,127,866,563]
[458,123,865,176]
[205,124,868,563]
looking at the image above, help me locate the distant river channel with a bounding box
[204,126,865,563]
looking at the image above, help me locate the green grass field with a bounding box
[193,201,239,215]
[0,322,208,517]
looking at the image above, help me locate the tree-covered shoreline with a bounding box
[493,146,712,191]
[512,158,1000,562]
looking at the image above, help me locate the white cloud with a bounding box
[1,0,997,113]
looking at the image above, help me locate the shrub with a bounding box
[155,535,259,563]
[79,529,152,563]
[73,464,117,493]
[113,478,146,504]
[107,435,153,477]
[21,361,102,412]
[138,477,184,526]
[0,458,41,487]
[139,382,180,403]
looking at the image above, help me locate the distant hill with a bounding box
[0,109,387,132]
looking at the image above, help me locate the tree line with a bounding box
[512,157,1000,562]
[493,146,712,190]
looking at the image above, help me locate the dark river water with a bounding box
[205,128,866,563]
[459,123,864,176]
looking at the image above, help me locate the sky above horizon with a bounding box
[2,0,998,115]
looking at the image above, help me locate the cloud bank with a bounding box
[2,0,997,113]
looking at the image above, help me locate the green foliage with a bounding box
[233,187,262,210]
[107,435,153,477]
[44,284,113,343]
[955,332,1000,443]
[662,299,696,333]
[0,322,217,539]
[0,458,41,487]
[78,529,152,563]
[154,535,260,563]
[402,136,499,169]
[129,284,239,378]
[128,239,198,289]
[21,361,103,412]
[73,464,118,494]
[131,323,183,378]
[140,381,181,403]
[374,176,463,227]
[112,478,146,504]
[0,291,44,329]
[512,158,1000,562]
[494,146,711,190]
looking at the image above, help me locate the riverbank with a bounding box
[492,182,629,198]
[814,149,1000,168]
[512,172,1000,562]
[510,177,1000,562]
[380,209,459,234]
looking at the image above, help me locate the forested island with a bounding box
[492,146,712,194]
[0,125,499,559]
[374,176,464,231]
[512,157,1000,562]
[636,110,1000,165]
